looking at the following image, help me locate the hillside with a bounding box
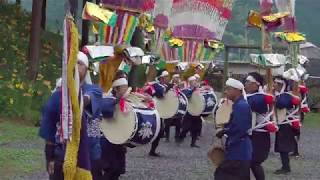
[224,0,320,46]
[10,0,320,46]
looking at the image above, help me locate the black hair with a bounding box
[248,72,264,86]
[114,70,128,80]
[274,75,289,92]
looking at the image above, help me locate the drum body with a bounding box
[187,90,217,116]
[174,91,188,118]
[101,101,161,146]
[154,90,188,119]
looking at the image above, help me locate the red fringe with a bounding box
[119,98,126,112]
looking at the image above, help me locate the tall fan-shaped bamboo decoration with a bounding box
[165,0,234,63]
[152,0,174,61]
[170,0,234,40]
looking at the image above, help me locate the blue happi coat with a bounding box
[224,96,252,161]
[274,92,296,153]
[247,92,271,163]
[39,83,104,172]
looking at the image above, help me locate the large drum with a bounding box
[100,100,161,147]
[154,89,188,119]
[187,89,217,116]
[214,98,233,128]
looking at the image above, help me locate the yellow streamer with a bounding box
[63,17,92,180]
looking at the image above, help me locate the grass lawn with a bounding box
[303,112,320,128]
[0,113,318,179]
[0,119,44,180]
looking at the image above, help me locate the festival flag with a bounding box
[61,15,92,180]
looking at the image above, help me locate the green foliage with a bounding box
[0,4,61,124]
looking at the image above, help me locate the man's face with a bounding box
[190,80,198,88]
[115,85,129,98]
[172,76,180,84]
[160,76,170,84]
[195,67,202,74]
[245,80,259,94]
[77,61,88,82]
[225,86,239,101]
[274,82,284,92]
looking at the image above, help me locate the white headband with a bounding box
[196,64,204,69]
[172,74,180,78]
[159,71,169,77]
[274,78,286,93]
[112,78,128,87]
[274,78,285,84]
[188,76,196,82]
[194,74,200,79]
[77,51,89,68]
[77,51,92,84]
[226,78,244,90]
[246,75,260,85]
[226,78,247,100]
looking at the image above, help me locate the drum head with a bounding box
[215,99,233,126]
[100,104,137,144]
[126,94,147,108]
[187,91,205,116]
[154,90,179,119]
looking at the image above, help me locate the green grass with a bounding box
[0,120,39,145]
[0,120,43,179]
[304,112,320,128]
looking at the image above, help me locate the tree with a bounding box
[16,0,21,5]
[27,0,43,80]
[41,0,46,30]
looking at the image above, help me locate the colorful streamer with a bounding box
[99,11,138,45]
[162,39,221,63]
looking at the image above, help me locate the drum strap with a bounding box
[247,92,274,133]
[278,106,300,125]
[275,92,301,125]
[250,110,273,133]
[301,95,308,107]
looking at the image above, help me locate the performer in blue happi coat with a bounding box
[215,78,252,180]
[100,75,130,180]
[39,52,104,180]
[178,76,201,148]
[144,70,172,156]
[164,73,183,142]
[273,76,300,175]
[245,72,274,180]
